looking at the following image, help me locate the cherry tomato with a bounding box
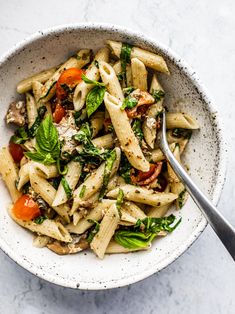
[131,162,163,186]
[53,103,66,123]
[12,195,41,221]
[8,142,24,163]
[56,68,84,100]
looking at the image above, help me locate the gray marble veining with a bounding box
[0,0,235,313]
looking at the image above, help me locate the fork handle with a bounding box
[160,122,235,261]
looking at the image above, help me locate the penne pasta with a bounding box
[107,185,177,206]
[131,58,148,91]
[52,161,81,206]
[90,111,105,138]
[71,147,121,214]
[66,200,115,234]
[76,133,114,153]
[0,147,22,202]
[166,113,199,129]
[17,67,57,94]
[40,49,91,102]
[107,40,169,74]
[90,203,120,259]
[9,206,72,242]
[99,61,124,101]
[17,162,30,190]
[73,48,109,111]
[104,92,150,171]
[143,74,164,148]
[29,168,70,223]
[25,93,38,128]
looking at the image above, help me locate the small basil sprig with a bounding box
[61,177,72,199]
[87,219,100,243]
[82,74,106,117]
[99,149,117,200]
[25,115,60,164]
[120,43,132,84]
[132,119,144,143]
[121,97,138,110]
[152,89,165,102]
[34,215,47,224]
[114,215,181,249]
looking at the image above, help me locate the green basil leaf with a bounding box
[121,97,138,110]
[10,127,29,144]
[115,230,156,249]
[79,185,86,198]
[116,189,124,217]
[135,215,182,233]
[86,86,105,117]
[87,219,100,243]
[34,215,47,224]
[152,89,165,102]
[25,151,53,163]
[28,106,47,137]
[120,43,132,84]
[61,177,72,199]
[119,154,132,184]
[82,74,105,87]
[99,149,117,200]
[36,115,60,158]
[132,119,143,143]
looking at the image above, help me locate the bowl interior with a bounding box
[0,25,224,289]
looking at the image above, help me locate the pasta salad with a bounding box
[0,41,199,258]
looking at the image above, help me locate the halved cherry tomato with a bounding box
[131,162,163,186]
[12,195,41,221]
[8,142,24,163]
[56,68,84,100]
[53,103,66,123]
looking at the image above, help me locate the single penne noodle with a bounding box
[104,92,150,171]
[147,203,171,218]
[66,200,115,234]
[41,49,91,102]
[99,61,124,101]
[107,184,177,207]
[150,141,186,163]
[76,133,114,153]
[0,147,22,202]
[52,161,81,207]
[122,201,146,220]
[167,144,181,183]
[166,113,199,129]
[32,162,58,179]
[178,139,189,154]
[90,203,120,259]
[17,67,57,94]
[113,61,132,87]
[107,40,169,74]
[120,208,137,224]
[143,74,164,148]
[17,162,30,190]
[71,147,121,214]
[9,206,72,242]
[73,47,109,111]
[33,235,51,248]
[106,240,150,254]
[25,93,38,128]
[131,58,148,91]
[90,111,105,138]
[29,168,70,222]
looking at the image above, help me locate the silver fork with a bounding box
[156,110,235,260]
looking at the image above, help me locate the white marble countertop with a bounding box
[0,0,235,313]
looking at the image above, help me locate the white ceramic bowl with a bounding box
[0,24,226,290]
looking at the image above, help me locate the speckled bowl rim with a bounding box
[0,23,227,290]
